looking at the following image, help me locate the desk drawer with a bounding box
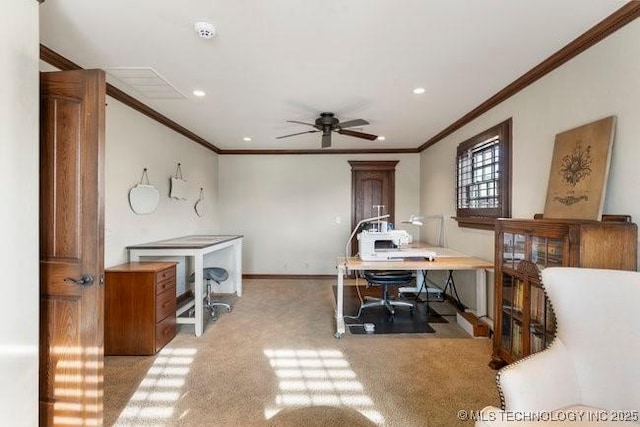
[156,276,175,295]
[155,266,176,285]
[156,286,176,322]
[155,315,176,353]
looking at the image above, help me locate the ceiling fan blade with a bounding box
[337,129,378,141]
[276,130,319,139]
[286,120,317,127]
[337,119,369,129]
[321,133,331,148]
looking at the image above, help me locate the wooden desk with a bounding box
[128,235,243,337]
[334,247,493,338]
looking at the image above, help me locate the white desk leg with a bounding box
[234,241,242,297]
[475,269,487,318]
[194,255,204,337]
[399,269,423,294]
[335,265,346,339]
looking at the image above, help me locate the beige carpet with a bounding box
[104,279,500,426]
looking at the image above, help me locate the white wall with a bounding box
[104,98,219,293]
[218,153,421,274]
[0,1,39,425]
[420,19,640,318]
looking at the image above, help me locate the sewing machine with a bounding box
[357,229,437,261]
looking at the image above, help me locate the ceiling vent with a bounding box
[105,67,186,100]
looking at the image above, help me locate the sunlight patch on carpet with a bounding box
[112,347,197,426]
[263,348,384,425]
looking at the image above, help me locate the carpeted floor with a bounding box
[104,278,500,426]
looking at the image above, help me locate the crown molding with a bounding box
[221,148,418,155]
[106,84,221,154]
[418,1,640,152]
[40,44,80,71]
[39,44,222,154]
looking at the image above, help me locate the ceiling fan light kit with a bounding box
[277,112,378,148]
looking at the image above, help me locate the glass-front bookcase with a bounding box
[491,217,637,368]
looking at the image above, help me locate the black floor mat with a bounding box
[335,285,447,334]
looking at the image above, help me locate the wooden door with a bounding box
[349,161,397,255]
[39,70,105,426]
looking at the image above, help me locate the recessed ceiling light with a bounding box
[377,136,386,141]
[412,87,425,95]
[243,137,251,142]
[193,90,206,97]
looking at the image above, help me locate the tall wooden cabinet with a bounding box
[491,217,637,368]
[105,262,177,355]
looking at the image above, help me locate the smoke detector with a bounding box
[194,21,216,39]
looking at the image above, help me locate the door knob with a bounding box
[65,275,94,286]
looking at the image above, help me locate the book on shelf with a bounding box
[512,321,522,357]
[547,241,562,256]
[530,332,545,353]
[512,280,524,313]
[530,285,546,324]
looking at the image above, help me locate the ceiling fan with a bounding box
[276,112,378,148]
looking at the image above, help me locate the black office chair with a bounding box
[361,270,415,318]
[189,267,232,320]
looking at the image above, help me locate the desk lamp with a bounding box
[402,214,445,247]
[401,214,424,226]
[400,214,423,244]
[345,214,390,259]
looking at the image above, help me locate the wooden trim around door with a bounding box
[348,160,399,171]
[349,160,398,246]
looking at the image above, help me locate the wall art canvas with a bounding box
[543,116,616,220]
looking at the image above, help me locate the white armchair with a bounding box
[477,267,640,426]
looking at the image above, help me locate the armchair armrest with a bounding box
[499,340,580,411]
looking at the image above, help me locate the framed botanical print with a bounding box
[543,116,616,220]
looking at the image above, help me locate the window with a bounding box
[455,118,511,229]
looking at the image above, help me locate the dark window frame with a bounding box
[454,118,512,230]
